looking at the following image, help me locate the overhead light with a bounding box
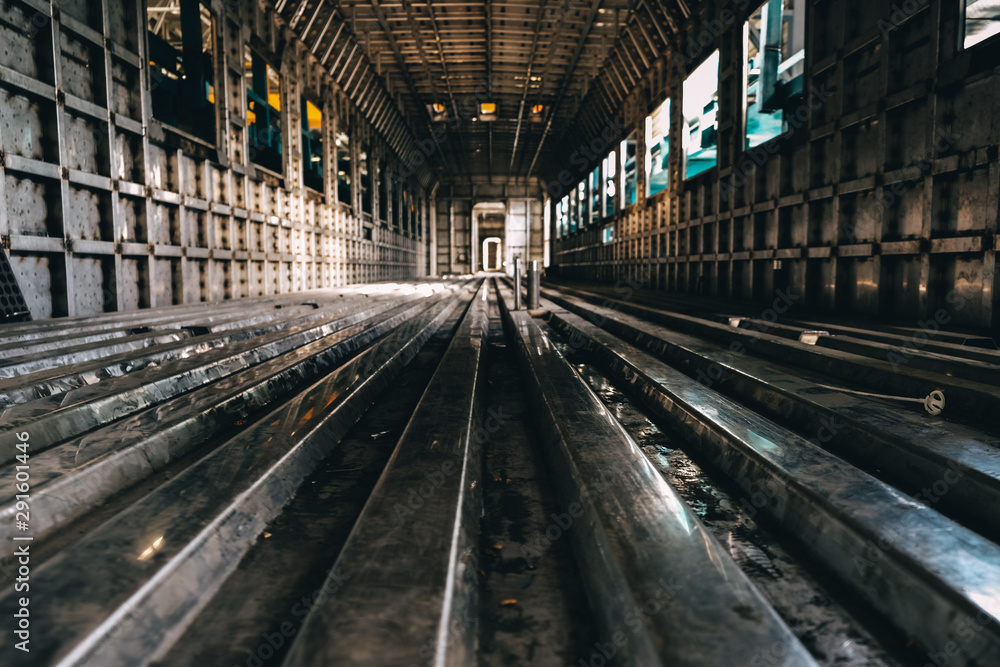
[427,103,448,121]
[531,104,544,114]
[479,102,498,121]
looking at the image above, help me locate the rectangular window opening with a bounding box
[621,135,638,208]
[558,196,569,237]
[359,144,372,215]
[408,189,417,235]
[302,98,323,192]
[744,0,805,149]
[684,50,719,179]
[378,160,388,222]
[336,130,351,206]
[964,0,1000,48]
[391,178,400,229]
[148,1,217,144]
[245,46,282,174]
[645,98,670,198]
[603,150,617,218]
[568,185,578,233]
[402,189,410,234]
[589,167,601,218]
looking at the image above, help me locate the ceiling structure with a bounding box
[275,0,692,184]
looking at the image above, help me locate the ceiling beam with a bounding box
[321,23,346,63]
[364,0,454,177]
[423,0,473,178]
[625,25,650,69]
[298,0,327,39]
[310,10,336,54]
[397,0,464,177]
[507,0,551,177]
[525,0,605,179]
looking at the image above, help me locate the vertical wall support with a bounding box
[471,205,479,273]
[449,197,456,274]
[987,78,1000,329]
[49,4,73,316]
[514,257,522,310]
[429,184,438,276]
[757,0,784,113]
[0,1,9,301]
[543,196,551,268]
[525,198,531,265]
[100,0,123,312]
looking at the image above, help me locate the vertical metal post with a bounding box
[514,258,522,310]
[527,260,540,310]
[759,0,784,112]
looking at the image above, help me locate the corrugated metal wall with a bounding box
[550,0,1000,329]
[0,0,428,321]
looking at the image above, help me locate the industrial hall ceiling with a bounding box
[274,0,691,183]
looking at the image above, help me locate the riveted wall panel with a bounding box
[0,0,430,320]
[551,0,1000,329]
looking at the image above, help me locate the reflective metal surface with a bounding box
[497,281,816,667]
[0,284,474,666]
[547,299,1000,667]
[285,282,489,666]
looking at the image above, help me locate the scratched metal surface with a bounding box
[549,302,1000,667]
[498,281,818,667]
[544,288,1000,541]
[285,282,490,666]
[562,346,909,667]
[0,293,461,556]
[0,283,473,666]
[546,285,1000,426]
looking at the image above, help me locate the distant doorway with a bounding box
[473,202,506,273]
[482,237,502,271]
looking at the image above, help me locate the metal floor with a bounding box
[0,278,998,666]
